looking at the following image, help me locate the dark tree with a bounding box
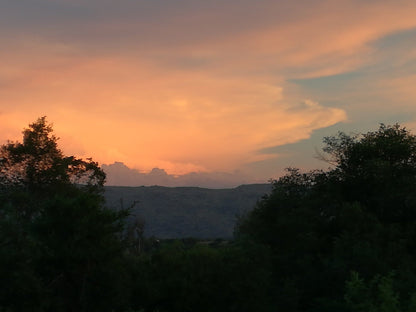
[0,117,129,312]
[322,123,416,223]
[237,124,416,311]
[0,116,105,191]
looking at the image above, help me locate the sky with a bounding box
[1,0,416,187]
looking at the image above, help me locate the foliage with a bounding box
[323,123,416,223]
[4,119,416,311]
[237,123,416,311]
[126,239,273,312]
[0,117,272,312]
[345,271,404,312]
[0,117,129,312]
[0,117,105,192]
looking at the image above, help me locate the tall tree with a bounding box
[0,117,129,312]
[322,123,416,223]
[236,124,416,311]
[0,116,105,192]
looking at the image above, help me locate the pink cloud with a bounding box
[1,0,415,176]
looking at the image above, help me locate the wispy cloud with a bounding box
[1,0,416,179]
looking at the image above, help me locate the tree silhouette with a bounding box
[0,117,129,312]
[237,124,416,311]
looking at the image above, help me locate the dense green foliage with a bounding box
[123,239,272,312]
[0,118,129,311]
[0,118,272,312]
[237,123,416,311]
[3,119,416,311]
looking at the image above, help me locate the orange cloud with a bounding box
[1,0,415,176]
[0,47,346,174]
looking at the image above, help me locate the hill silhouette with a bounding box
[104,184,271,238]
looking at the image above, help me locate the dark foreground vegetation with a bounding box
[2,117,416,311]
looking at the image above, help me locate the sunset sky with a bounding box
[1,0,416,186]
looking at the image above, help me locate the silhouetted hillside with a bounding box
[104,184,271,238]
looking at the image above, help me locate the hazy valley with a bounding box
[104,184,272,238]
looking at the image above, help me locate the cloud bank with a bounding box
[102,162,259,188]
[1,0,416,181]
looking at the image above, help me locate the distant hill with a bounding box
[104,184,272,239]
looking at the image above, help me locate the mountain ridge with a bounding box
[104,183,272,238]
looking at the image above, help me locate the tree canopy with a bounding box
[3,119,416,312]
[237,123,416,311]
[0,116,105,191]
[0,117,128,312]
